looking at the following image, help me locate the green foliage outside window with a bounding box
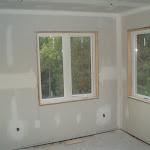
[137,33,150,97]
[39,36,91,99]
[71,37,91,95]
[39,37,64,99]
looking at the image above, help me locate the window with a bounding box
[36,32,99,105]
[128,28,150,103]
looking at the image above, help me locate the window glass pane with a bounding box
[39,36,64,99]
[137,33,150,97]
[71,37,91,95]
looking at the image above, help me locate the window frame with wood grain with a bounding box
[36,32,99,105]
[128,27,150,104]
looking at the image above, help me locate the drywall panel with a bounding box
[0,14,118,150]
[122,9,150,144]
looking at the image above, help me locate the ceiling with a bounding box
[0,0,150,13]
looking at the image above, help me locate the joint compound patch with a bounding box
[54,113,61,128]
[96,106,111,126]
[35,120,40,128]
[76,113,82,124]
[6,25,13,66]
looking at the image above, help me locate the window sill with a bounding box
[40,96,99,106]
[128,96,150,104]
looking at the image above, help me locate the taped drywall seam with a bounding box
[120,5,150,16]
[6,25,13,66]
[116,15,122,129]
[0,9,117,18]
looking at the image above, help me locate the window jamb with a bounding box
[128,28,150,103]
[36,32,98,105]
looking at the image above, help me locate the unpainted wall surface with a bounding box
[0,14,118,150]
[122,9,150,144]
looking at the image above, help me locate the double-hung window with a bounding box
[128,28,150,102]
[36,32,98,105]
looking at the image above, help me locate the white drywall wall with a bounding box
[122,9,150,144]
[0,12,118,150]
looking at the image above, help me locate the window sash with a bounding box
[132,30,150,100]
[70,35,95,97]
[37,32,97,105]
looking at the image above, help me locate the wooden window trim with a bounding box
[36,32,99,106]
[128,27,150,104]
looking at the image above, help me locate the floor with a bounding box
[22,130,150,150]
